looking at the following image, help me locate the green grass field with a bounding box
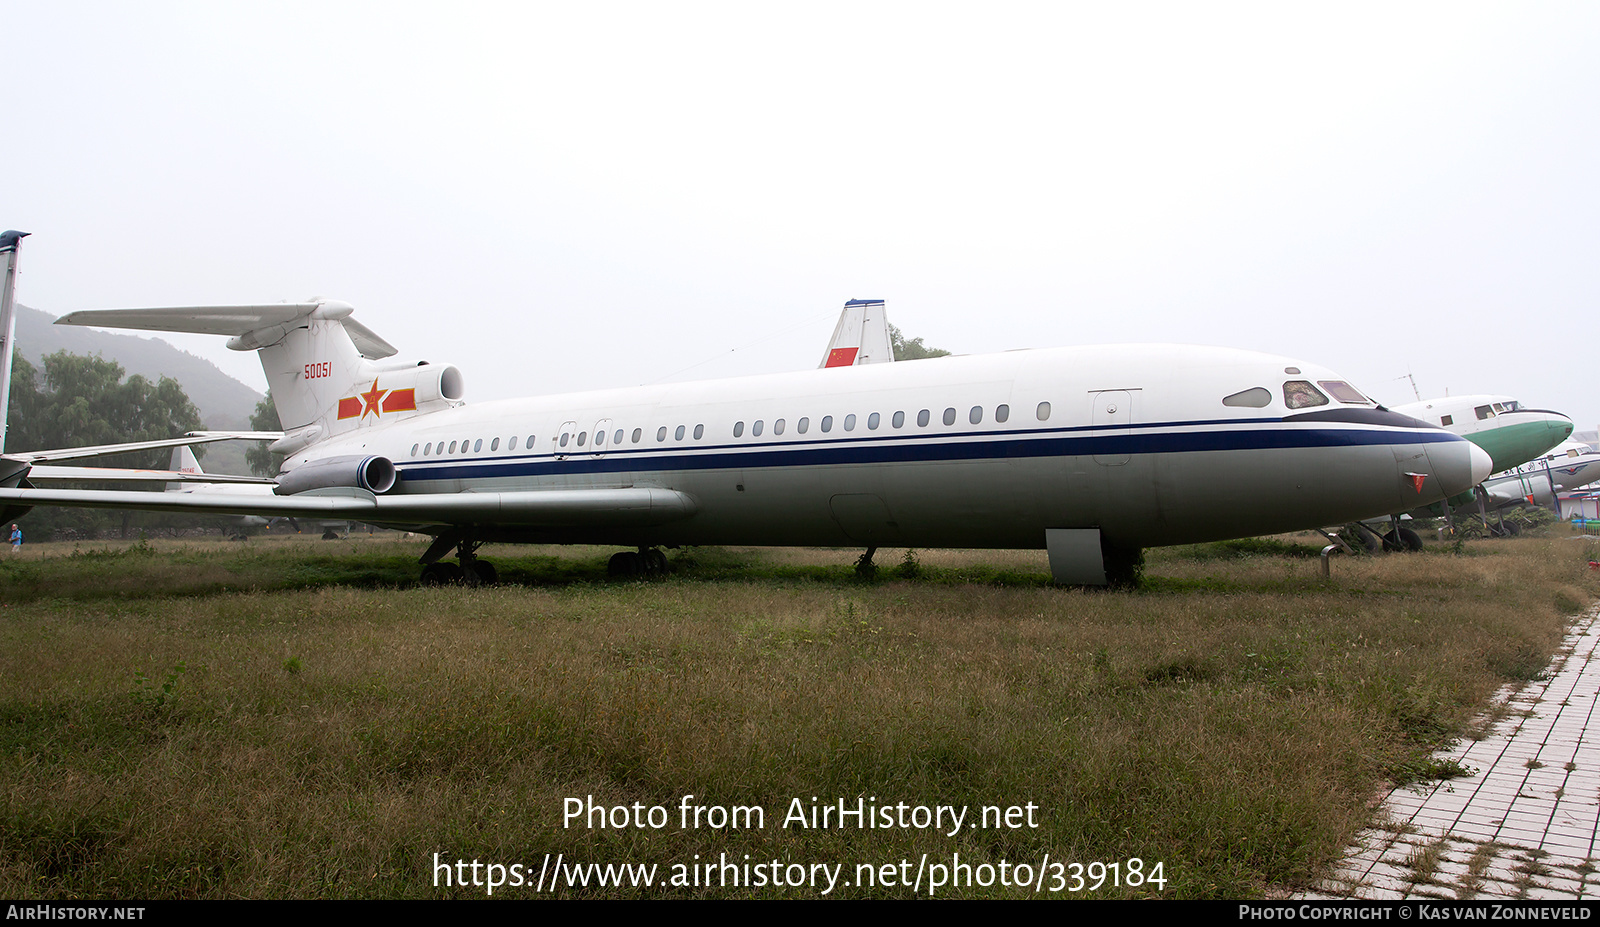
[2,532,1596,898]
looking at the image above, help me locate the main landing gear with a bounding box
[419,530,498,586]
[607,547,669,578]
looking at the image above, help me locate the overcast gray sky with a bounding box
[8,2,1599,429]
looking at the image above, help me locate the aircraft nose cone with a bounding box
[1469,442,1493,487]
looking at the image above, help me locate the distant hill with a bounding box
[11,303,266,474]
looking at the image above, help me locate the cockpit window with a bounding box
[1475,405,1495,420]
[1317,380,1370,404]
[1222,387,1272,408]
[1283,381,1329,410]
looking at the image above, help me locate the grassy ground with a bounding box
[1,531,1596,898]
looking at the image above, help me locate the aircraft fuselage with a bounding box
[291,343,1488,551]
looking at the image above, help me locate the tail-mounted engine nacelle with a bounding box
[356,361,465,414]
[275,455,397,496]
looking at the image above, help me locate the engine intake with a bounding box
[275,455,396,495]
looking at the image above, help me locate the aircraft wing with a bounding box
[0,485,698,528]
[24,465,276,485]
[10,431,285,463]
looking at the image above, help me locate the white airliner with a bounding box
[0,289,1494,584]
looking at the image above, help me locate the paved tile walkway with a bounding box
[1302,604,1600,900]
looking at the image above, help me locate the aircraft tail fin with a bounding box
[57,300,463,457]
[819,298,893,368]
[167,445,202,492]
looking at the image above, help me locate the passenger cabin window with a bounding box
[449,441,458,453]
[734,421,744,438]
[868,412,880,430]
[411,444,419,456]
[491,438,500,451]
[1441,415,1453,426]
[632,428,642,443]
[893,411,905,428]
[474,439,483,452]
[1036,402,1051,421]
[753,420,764,437]
[918,409,930,427]
[526,435,535,447]
[1283,381,1329,410]
[774,419,785,435]
[798,417,809,434]
[694,424,704,439]
[943,407,957,426]
[821,415,833,432]
[844,414,855,431]
[1222,387,1272,408]
[995,404,1009,423]
[577,432,587,446]
[969,406,983,425]
[509,436,519,450]
[675,425,686,440]
[614,429,623,444]
[657,426,668,442]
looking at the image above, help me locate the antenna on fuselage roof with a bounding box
[0,230,32,455]
[1395,372,1421,403]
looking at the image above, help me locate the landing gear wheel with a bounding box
[422,562,464,585]
[643,548,668,576]
[608,551,643,578]
[467,560,498,586]
[1347,525,1383,554]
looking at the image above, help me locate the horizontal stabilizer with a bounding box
[56,302,397,359]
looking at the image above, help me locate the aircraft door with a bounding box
[590,419,613,458]
[1091,390,1133,466]
[554,420,578,460]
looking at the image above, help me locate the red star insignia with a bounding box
[359,379,389,419]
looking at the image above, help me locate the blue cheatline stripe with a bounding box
[395,422,1464,484]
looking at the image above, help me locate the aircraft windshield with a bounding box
[1283,381,1329,410]
[1317,380,1370,404]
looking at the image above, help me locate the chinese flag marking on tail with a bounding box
[825,347,859,368]
[382,388,417,414]
[337,396,363,420]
